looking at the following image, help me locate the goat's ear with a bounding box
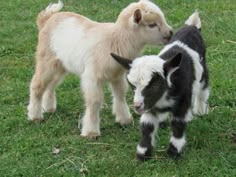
[163,53,182,76]
[133,9,142,24]
[110,53,132,70]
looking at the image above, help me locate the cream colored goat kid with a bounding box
[27,0,173,138]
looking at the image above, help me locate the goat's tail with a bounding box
[185,11,201,30]
[37,0,64,30]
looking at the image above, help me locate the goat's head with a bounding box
[111,52,182,115]
[117,0,173,45]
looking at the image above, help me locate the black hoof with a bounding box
[136,146,153,161]
[167,143,181,159]
[136,153,152,161]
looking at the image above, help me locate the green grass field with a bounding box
[0,0,236,176]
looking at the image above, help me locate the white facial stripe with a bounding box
[134,88,144,106]
[170,136,186,153]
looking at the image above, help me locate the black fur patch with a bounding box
[142,73,168,111]
[139,123,154,148]
[168,26,209,89]
[171,119,186,138]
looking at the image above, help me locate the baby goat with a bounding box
[27,0,173,138]
[111,12,209,160]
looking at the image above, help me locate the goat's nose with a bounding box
[134,102,142,110]
[169,30,173,36]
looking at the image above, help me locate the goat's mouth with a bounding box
[162,36,171,44]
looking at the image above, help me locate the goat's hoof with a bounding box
[115,116,132,125]
[28,117,43,122]
[43,108,56,113]
[167,144,181,159]
[81,132,100,139]
[136,153,152,161]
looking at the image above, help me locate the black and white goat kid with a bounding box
[111,12,210,160]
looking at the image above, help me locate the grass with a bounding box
[0,0,236,176]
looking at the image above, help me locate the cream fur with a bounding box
[27,0,172,137]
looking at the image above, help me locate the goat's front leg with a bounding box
[167,109,191,158]
[136,112,158,161]
[80,75,104,138]
[110,76,132,125]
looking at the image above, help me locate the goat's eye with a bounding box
[148,23,157,28]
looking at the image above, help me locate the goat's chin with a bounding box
[162,38,170,44]
[134,109,144,115]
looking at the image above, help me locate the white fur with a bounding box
[46,1,64,13]
[141,0,164,17]
[81,112,101,137]
[193,83,210,116]
[166,67,179,87]
[51,17,100,75]
[185,11,201,29]
[133,88,145,109]
[155,92,175,109]
[184,109,193,122]
[170,136,186,153]
[128,56,165,89]
[140,112,157,125]
[42,89,56,113]
[157,112,169,123]
[27,103,43,121]
[137,145,148,155]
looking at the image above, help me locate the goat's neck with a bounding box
[111,26,144,59]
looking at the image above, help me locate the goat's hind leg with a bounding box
[28,65,51,121]
[27,59,65,121]
[193,82,210,116]
[27,74,46,121]
[42,67,65,113]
